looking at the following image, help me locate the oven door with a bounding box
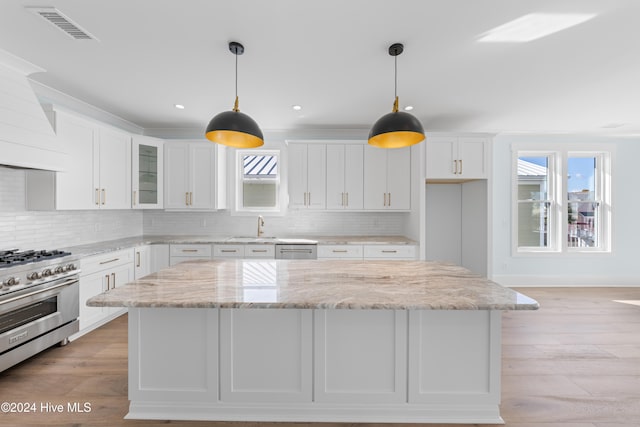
[0,276,79,354]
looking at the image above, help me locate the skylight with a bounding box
[478,13,596,43]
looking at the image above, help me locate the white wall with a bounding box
[491,134,640,286]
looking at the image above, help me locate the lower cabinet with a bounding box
[318,244,416,260]
[213,244,275,259]
[169,244,212,266]
[78,248,134,333]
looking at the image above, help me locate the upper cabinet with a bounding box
[132,135,163,209]
[425,136,489,180]
[164,141,226,210]
[288,142,326,209]
[363,146,411,210]
[326,144,364,210]
[26,108,131,210]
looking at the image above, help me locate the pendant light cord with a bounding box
[233,52,240,112]
[392,50,399,113]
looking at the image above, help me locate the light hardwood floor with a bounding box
[1,287,639,427]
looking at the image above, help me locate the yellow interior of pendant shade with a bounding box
[368,131,425,148]
[206,129,264,148]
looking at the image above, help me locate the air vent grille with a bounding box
[27,7,97,40]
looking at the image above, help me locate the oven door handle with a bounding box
[0,278,78,306]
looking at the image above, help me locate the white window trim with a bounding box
[232,149,285,216]
[511,143,612,256]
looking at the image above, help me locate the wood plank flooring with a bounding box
[0,287,639,427]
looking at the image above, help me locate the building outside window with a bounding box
[514,147,611,254]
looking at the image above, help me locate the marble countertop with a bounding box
[87,259,538,311]
[62,235,417,258]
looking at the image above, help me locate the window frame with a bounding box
[512,144,612,256]
[234,149,282,214]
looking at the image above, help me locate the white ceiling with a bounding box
[2,0,640,137]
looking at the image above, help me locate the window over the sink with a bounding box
[236,150,281,212]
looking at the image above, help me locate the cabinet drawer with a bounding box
[213,244,245,258]
[363,245,416,260]
[170,244,212,257]
[318,245,363,259]
[244,245,275,258]
[81,248,133,275]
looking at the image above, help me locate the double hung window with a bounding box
[514,147,611,254]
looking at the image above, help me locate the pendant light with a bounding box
[368,43,425,149]
[205,41,264,148]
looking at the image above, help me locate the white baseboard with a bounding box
[491,274,640,288]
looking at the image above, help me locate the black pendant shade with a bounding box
[205,41,264,148]
[368,43,425,149]
[205,107,264,149]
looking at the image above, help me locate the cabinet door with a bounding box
[458,137,487,179]
[326,145,346,210]
[306,144,326,209]
[132,135,164,209]
[363,146,388,209]
[386,147,411,210]
[425,137,457,179]
[343,144,364,210]
[106,262,134,316]
[190,143,216,209]
[98,127,131,209]
[134,246,151,279]
[150,244,170,273]
[78,271,107,330]
[164,143,189,209]
[54,113,99,210]
[288,143,308,208]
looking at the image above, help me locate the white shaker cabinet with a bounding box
[288,142,326,209]
[425,136,488,180]
[26,110,132,210]
[132,135,163,209]
[326,143,364,210]
[164,141,226,210]
[78,249,133,333]
[363,146,411,210]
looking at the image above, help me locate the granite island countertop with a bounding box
[87,259,538,311]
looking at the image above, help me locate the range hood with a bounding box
[0,49,68,171]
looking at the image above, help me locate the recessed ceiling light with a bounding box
[174,104,185,110]
[292,105,302,111]
[404,105,414,111]
[478,13,596,43]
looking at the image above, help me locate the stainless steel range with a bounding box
[0,249,80,372]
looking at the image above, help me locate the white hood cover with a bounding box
[0,49,68,171]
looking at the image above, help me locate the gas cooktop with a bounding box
[0,249,72,268]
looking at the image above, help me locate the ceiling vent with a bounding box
[26,7,98,40]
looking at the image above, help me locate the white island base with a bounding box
[126,307,503,424]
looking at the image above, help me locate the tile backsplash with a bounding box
[0,167,142,249]
[1,166,408,250]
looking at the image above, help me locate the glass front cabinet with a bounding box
[132,135,163,209]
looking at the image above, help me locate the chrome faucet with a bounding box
[257,215,265,237]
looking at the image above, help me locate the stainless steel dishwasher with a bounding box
[274,244,317,259]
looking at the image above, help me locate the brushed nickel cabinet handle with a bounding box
[332,249,348,253]
[221,249,238,253]
[105,274,110,290]
[453,159,458,174]
[111,273,116,288]
[101,189,106,205]
[136,251,141,267]
[251,249,268,253]
[185,192,189,206]
[181,249,199,253]
[95,188,100,205]
[189,192,193,206]
[459,159,463,174]
[382,250,398,253]
[388,192,391,207]
[346,192,349,206]
[99,258,120,265]
[133,190,137,206]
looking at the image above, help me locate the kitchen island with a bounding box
[88,259,538,424]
